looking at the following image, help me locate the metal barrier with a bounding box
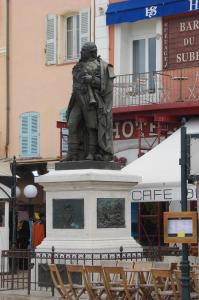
[0,246,181,295]
[113,68,199,107]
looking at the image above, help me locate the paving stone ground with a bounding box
[0,290,88,300]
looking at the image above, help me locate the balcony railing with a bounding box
[113,67,199,107]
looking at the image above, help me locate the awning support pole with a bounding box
[180,118,191,300]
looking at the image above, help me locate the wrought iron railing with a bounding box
[0,246,181,295]
[113,67,199,107]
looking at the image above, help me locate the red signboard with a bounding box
[163,13,199,69]
[57,120,177,140]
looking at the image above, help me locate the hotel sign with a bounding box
[113,121,177,140]
[163,13,199,69]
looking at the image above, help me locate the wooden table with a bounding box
[172,76,188,101]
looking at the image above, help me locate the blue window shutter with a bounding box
[46,15,57,65]
[30,112,40,156]
[80,8,90,50]
[20,112,40,158]
[60,109,68,153]
[20,113,29,157]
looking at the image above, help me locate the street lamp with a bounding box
[24,185,38,219]
[180,118,190,300]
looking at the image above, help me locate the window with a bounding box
[133,37,156,91]
[66,15,80,60]
[45,8,90,65]
[60,109,68,155]
[133,37,156,74]
[19,112,40,158]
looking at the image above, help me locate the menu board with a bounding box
[168,218,193,237]
[164,212,198,243]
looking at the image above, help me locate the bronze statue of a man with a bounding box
[65,42,115,161]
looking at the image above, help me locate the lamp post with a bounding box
[11,156,17,250]
[0,157,20,250]
[180,118,190,300]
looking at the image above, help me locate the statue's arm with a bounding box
[72,64,86,82]
[107,64,116,79]
[91,74,101,89]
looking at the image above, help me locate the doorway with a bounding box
[132,37,156,92]
[131,202,169,247]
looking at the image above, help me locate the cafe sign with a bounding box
[132,184,197,202]
[163,13,199,69]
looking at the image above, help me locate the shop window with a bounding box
[19,112,40,158]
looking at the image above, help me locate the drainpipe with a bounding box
[5,0,10,158]
[91,0,95,42]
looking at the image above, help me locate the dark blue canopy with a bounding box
[106,0,198,25]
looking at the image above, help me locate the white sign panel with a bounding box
[168,219,193,235]
[132,184,196,202]
[189,137,199,175]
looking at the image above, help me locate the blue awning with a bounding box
[106,0,198,25]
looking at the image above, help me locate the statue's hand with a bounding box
[82,74,92,83]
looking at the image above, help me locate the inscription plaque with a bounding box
[97,198,125,228]
[53,199,84,229]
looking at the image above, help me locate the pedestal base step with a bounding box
[55,160,121,170]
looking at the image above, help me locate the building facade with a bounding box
[0,0,8,158]
[1,0,93,249]
[97,0,199,247]
[1,0,199,249]
[8,0,92,161]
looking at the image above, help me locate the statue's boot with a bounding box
[85,129,97,160]
[62,141,79,161]
[86,145,96,160]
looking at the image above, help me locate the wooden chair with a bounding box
[102,266,138,300]
[151,268,179,300]
[152,261,178,271]
[192,270,199,297]
[99,260,118,282]
[117,260,134,268]
[116,260,134,283]
[100,260,117,267]
[83,265,106,300]
[132,262,154,300]
[49,264,73,300]
[66,264,86,300]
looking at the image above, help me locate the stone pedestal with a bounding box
[35,167,142,252]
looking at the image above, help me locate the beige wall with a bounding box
[0,0,7,157]
[8,0,90,159]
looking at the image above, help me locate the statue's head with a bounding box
[81,42,97,60]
